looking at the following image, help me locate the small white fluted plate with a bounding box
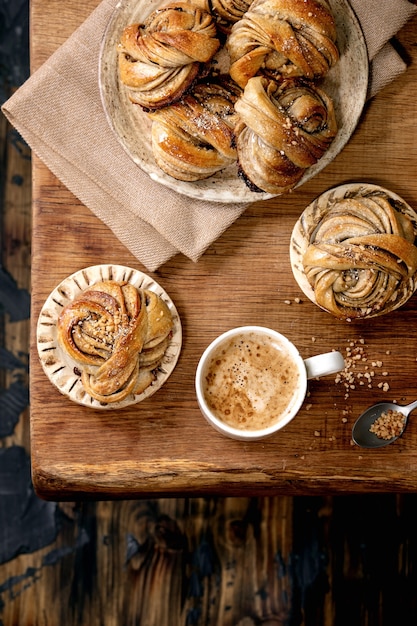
[99,0,368,203]
[290,183,417,315]
[36,264,182,409]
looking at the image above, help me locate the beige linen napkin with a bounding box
[2,0,417,271]
[352,0,417,97]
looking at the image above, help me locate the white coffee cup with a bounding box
[195,326,345,441]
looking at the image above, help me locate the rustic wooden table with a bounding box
[30,0,417,500]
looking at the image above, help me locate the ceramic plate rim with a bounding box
[290,183,417,315]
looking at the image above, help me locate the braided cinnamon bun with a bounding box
[234,76,337,194]
[118,0,221,109]
[227,0,339,88]
[299,188,417,320]
[57,281,173,403]
[148,76,241,181]
[210,0,252,34]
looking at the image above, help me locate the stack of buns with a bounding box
[117,0,339,192]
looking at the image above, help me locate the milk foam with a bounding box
[202,331,301,430]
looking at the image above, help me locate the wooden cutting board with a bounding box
[29,1,417,500]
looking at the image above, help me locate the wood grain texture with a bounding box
[4,6,417,622]
[29,1,417,499]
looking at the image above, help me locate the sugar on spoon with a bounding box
[352,400,417,448]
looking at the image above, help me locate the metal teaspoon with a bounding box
[352,400,417,448]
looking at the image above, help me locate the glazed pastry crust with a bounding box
[227,0,339,88]
[302,193,417,320]
[118,1,220,109]
[148,77,241,180]
[57,281,173,403]
[234,76,337,194]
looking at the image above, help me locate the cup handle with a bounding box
[303,351,345,380]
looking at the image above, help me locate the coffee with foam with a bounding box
[196,326,345,440]
[201,330,302,431]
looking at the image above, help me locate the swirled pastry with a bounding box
[210,0,252,34]
[301,191,417,320]
[118,0,221,109]
[234,76,337,194]
[57,281,173,403]
[227,0,339,88]
[148,76,241,181]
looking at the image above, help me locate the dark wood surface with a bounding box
[4,150,417,626]
[30,0,417,499]
[2,2,417,624]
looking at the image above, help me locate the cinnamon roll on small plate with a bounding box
[290,184,417,321]
[37,265,182,409]
[99,0,368,202]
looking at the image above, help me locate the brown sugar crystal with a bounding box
[369,409,406,440]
